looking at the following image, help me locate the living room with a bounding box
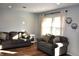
[0,3,79,57]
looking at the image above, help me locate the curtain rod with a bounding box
[44,11,60,16]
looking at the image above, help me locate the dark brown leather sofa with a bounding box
[0,32,31,49]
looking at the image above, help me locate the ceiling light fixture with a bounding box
[22,21,25,25]
[8,5,12,8]
[56,3,60,5]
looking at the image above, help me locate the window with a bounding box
[41,18,52,35]
[52,16,61,35]
[41,15,64,36]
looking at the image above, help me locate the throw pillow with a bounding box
[12,34,18,40]
[42,34,51,43]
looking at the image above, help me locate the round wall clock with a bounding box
[65,17,72,24]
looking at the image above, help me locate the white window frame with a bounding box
[41,13,65,36]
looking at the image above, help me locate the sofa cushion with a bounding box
[38,41,53,49]
[48,35,55,44]
[11,40,25,44]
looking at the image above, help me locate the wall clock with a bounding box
[65,17,72,24]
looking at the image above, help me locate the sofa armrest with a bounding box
[53,43,58,48]
[60,42,68,47]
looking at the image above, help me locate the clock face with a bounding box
[65,17,72,24]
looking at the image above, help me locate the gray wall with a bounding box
[0,7,40,38]
[63,5,79,56]
[1,4,79,56]
[40,5,79,56]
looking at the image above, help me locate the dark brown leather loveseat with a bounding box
[37,34,69,56]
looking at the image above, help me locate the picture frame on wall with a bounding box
[65,17,72,24]
[71,23,78,29]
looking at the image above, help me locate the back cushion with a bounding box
[42,34,55,43]
[6,33,9,40]
[0,32,7,40]
[48,35,55,44]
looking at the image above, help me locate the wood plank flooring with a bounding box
[2,44,47,56]
[0,43,70,56]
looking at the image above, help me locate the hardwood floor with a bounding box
[3,43,47,56]
[0,43,70,56]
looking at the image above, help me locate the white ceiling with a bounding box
[0,3,79,13]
